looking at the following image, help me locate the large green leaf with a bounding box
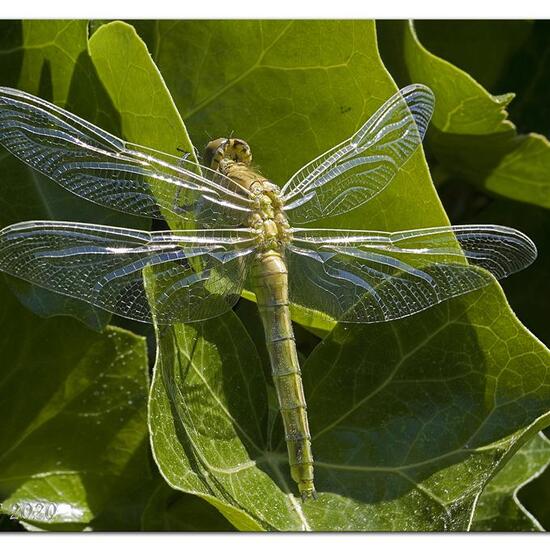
[0,280,150,530]
[471,432,550,531]
[150,282,550,531]
[377,20,550,210]
[136,20,550,530]
[130,19,448,335]
[131,20,446,230]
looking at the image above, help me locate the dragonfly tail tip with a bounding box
[300,488,318,501]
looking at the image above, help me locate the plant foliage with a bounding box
[0,19,548,532]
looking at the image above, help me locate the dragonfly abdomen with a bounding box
[208,136,315,498]
[250,250,316,500]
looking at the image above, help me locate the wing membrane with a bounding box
[0,221,257,323]
[0,87,254,228]
[287,225,537,323]
[281,84,434,224]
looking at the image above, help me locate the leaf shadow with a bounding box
[302,287,500,506]
[0,21,24,88]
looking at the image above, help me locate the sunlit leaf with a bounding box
[471,432,550,531]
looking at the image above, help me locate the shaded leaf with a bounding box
[5,275,110,333]
[0,280,150,529]
[141,479,235,531]
[498,21,550,138]
[0,20,148,328]
[149,314,282,531]
[378,20,550,210]
[413,21,550,138]
[461,194,550,349]
[413,21,533,92]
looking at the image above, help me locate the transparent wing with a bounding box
[287,225,537,323]
[281,84,434,224]
[0,87,254,228]
[0,221,257,323]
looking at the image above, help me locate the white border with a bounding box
[2,532,550,549]
[3,0,550,19]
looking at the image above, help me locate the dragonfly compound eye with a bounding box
[204,138,229,170]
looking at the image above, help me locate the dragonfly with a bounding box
[0,84,537,500]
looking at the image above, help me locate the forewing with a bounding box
[287,225,537,323]
[0,87,253,228]
[281,84,434,224]
[0,221,257,323]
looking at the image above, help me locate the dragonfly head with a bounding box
[204,137,252,170]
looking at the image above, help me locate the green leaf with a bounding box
[377,20,550,210]
[460,194,550,530]
[150,281,550,531]
[137,20,550,530]
[0,280,150,529]
[412,21,550,142]
[88,21,197,231]
[471,432,550,531]
[88,21,194,161]
[149,314,281,531]
[0,19,149,232]
[132,21,447,228]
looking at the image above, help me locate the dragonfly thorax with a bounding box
[206,137,290,251]
[249,182,290,251]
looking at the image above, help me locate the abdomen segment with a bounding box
[250,251,316,500]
